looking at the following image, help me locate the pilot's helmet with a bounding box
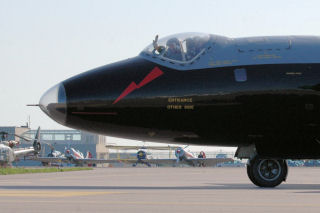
[166,38,180,52]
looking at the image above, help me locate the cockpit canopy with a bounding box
[141,33,212,64]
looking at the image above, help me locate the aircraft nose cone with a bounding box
[39,83,67,125]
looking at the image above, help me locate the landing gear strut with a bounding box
[247,156,288,187]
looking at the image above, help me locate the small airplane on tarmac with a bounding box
[33,145,100,166]
[0,127,41,167]
[45,143,64,158]
[106,145,232,167]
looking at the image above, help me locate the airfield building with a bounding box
[0,126,30,142]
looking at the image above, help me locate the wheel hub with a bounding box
[258,159,281,181]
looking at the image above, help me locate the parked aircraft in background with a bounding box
[0,127,41,166]
[106,145,232,167]
[45,143,64,158]
[33,145,105,167]
[36,32,320,187]
[106,144,181,167]
[38,143,65,167]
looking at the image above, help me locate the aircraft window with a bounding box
[142,33,211,64]
[42,134,53,140]
[234,68,247,82]
[54,134,65,140]
[72,134,81,140]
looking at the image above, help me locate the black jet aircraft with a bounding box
[37,33,320,187]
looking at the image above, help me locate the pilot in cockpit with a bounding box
[150,34,209,63]
[164,38,183,61]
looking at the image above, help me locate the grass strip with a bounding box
[0,167,93,175]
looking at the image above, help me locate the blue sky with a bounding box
[1,0,320,149]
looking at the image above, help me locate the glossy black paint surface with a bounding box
[59,56,320,158]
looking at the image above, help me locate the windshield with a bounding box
[142,33,211,63]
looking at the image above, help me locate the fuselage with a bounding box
[40,33,320,159]
[175,147,195,160]
[66,148,84,160]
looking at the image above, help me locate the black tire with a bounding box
[247,156,288,187]
[246,163,260,186]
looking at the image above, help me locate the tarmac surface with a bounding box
[1,167,320,213]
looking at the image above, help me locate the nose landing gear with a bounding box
[247,156,288,187]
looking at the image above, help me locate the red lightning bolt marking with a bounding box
[112,67,164,104]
